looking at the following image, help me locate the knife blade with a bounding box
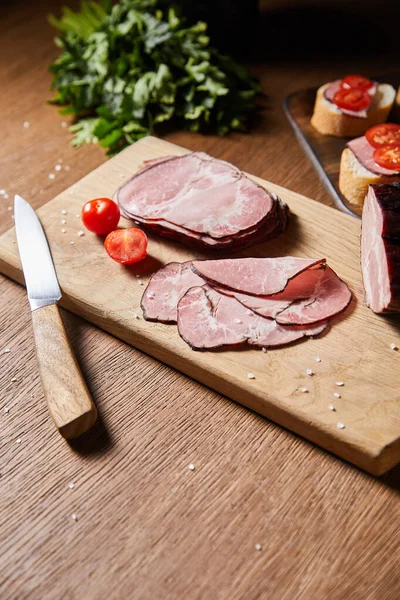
[14,195,97,439]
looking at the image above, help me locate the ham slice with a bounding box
[324,79,377,118]
[177,285,327,350]
[115,152,288,251]
[361,183,400,313]
[141,261,204,322]
[347,137,400,177]
[191,257,325,296]
[214,265,351,325]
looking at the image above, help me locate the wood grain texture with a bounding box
[31,303,97,438]
[1,2,400,599]
[2,135,400,475]
[284,73,400,218]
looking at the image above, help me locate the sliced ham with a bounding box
[361,183,400,313]
[191,257,325,296]
[214,265,351,325]
[347,137,400,177]
[177,285,327,350]
[141,261,204,322]
[324,79,377,118]
[115,152,288,251]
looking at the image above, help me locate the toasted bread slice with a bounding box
[339,147,400,206]
[311,83,396,137]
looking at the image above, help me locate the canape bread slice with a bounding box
[311,83,396,138]
[339,147,400,206]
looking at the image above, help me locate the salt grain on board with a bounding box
[61,121,67,128]
[328,404,335,411]
[261,348,267,353]
[11,377,17,382]
[61,229,66,233]
[390,343,398,351]
[48,173,55,180]
[70,241,75,245]
[61,209,67,215]
[4,407,9,414]
[247,373,255,379]
[23,121,30,129]
[333,392,341,399]
[75,214,80,218]
[188,464,195,471]
[61,219,66,224]
[77,231,85,237]
[306,368,313,376]
[16,438,21,444]
[299,387,308,393]
[0,189,5,195]
[71,513,78,521]
[55,165,62,171]
[133,313,140,319]
[336,382,344,387]
[7,206,12,211]
[137,279,144,286]
[337,422,345,430]
[68,482,75,489]
[314,356,321,362]
[2,348,11,354]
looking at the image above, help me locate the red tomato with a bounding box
[104,228,148,265]
[340,74,374,91]
[365,123,400,148]
[82,198,120,235]
[333,88,371,111]
[373,146,400,171]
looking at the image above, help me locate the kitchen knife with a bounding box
[14,194,97,439]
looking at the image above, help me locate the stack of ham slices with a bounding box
[115,152,288,251]
[141,257,351,350]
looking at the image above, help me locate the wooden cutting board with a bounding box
[0,136,399,475]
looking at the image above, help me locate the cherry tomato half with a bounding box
[104,228,148,265]
[366,123,400,148]
[333,88,371,111]
[373,145,400,171]
[340,74,374,91]
[82,198,120,235]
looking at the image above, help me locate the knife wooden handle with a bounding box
[31,303,98,439]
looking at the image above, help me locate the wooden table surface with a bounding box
[1,2,399,599]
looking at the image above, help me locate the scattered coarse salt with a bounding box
[48,173,55,180]
[234,318,242,324]
[7,206,12,211]
[61,219,66,224]
[247,373,255,380]
[188,464,195,471]
[55,164,62,172]
[4,407,9,414]
[261,348,267,353]
[4,193,9,199]
[61,209,67,215]
[306,368,313,376]
[299,387,308,393]
[328,404,335,411]
[61,121,67,128]
[70,241,75,245]
[77,230,85,237]
[12,240,16,244]
[68,482,75,489]
[75,214,80,218]
[133,313,140,319]
[246,310,254,316]
[11,377,17,382]
[137,279,144,286]
[147,292,155,299]
[314,356,321,362]
[61,229,66,233]
[2,348,11,354]
[390,343,398,351]
[69,190,75,195]
[337,422,345,430]
[16,438,22,444]
[0,189,5,195]
[71,513,78,521]
[23,121,30,129]
[65,165,70,171]
[119,172,125,178]
[336,381,344,387]
[333,392,341,399]
[255,544,262,551]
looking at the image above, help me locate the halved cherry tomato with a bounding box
[104,228,148,264]
[366,123,400,148]
[333,88,371,111]
[340,74,374,91]
[82,198,120,235]
[373,146,400,171]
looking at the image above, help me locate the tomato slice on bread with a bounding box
[373,145,400,171]
[366,123,400,148]
[340,74,374,91]
[82,198,120,235]
[104,228,148,264]
[333,88,371,111]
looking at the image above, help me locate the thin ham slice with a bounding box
[177,285,327,350]
[213,265,351,325]
[141,261,204,322]
[191,257,325,296]
[361,183,400,313]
